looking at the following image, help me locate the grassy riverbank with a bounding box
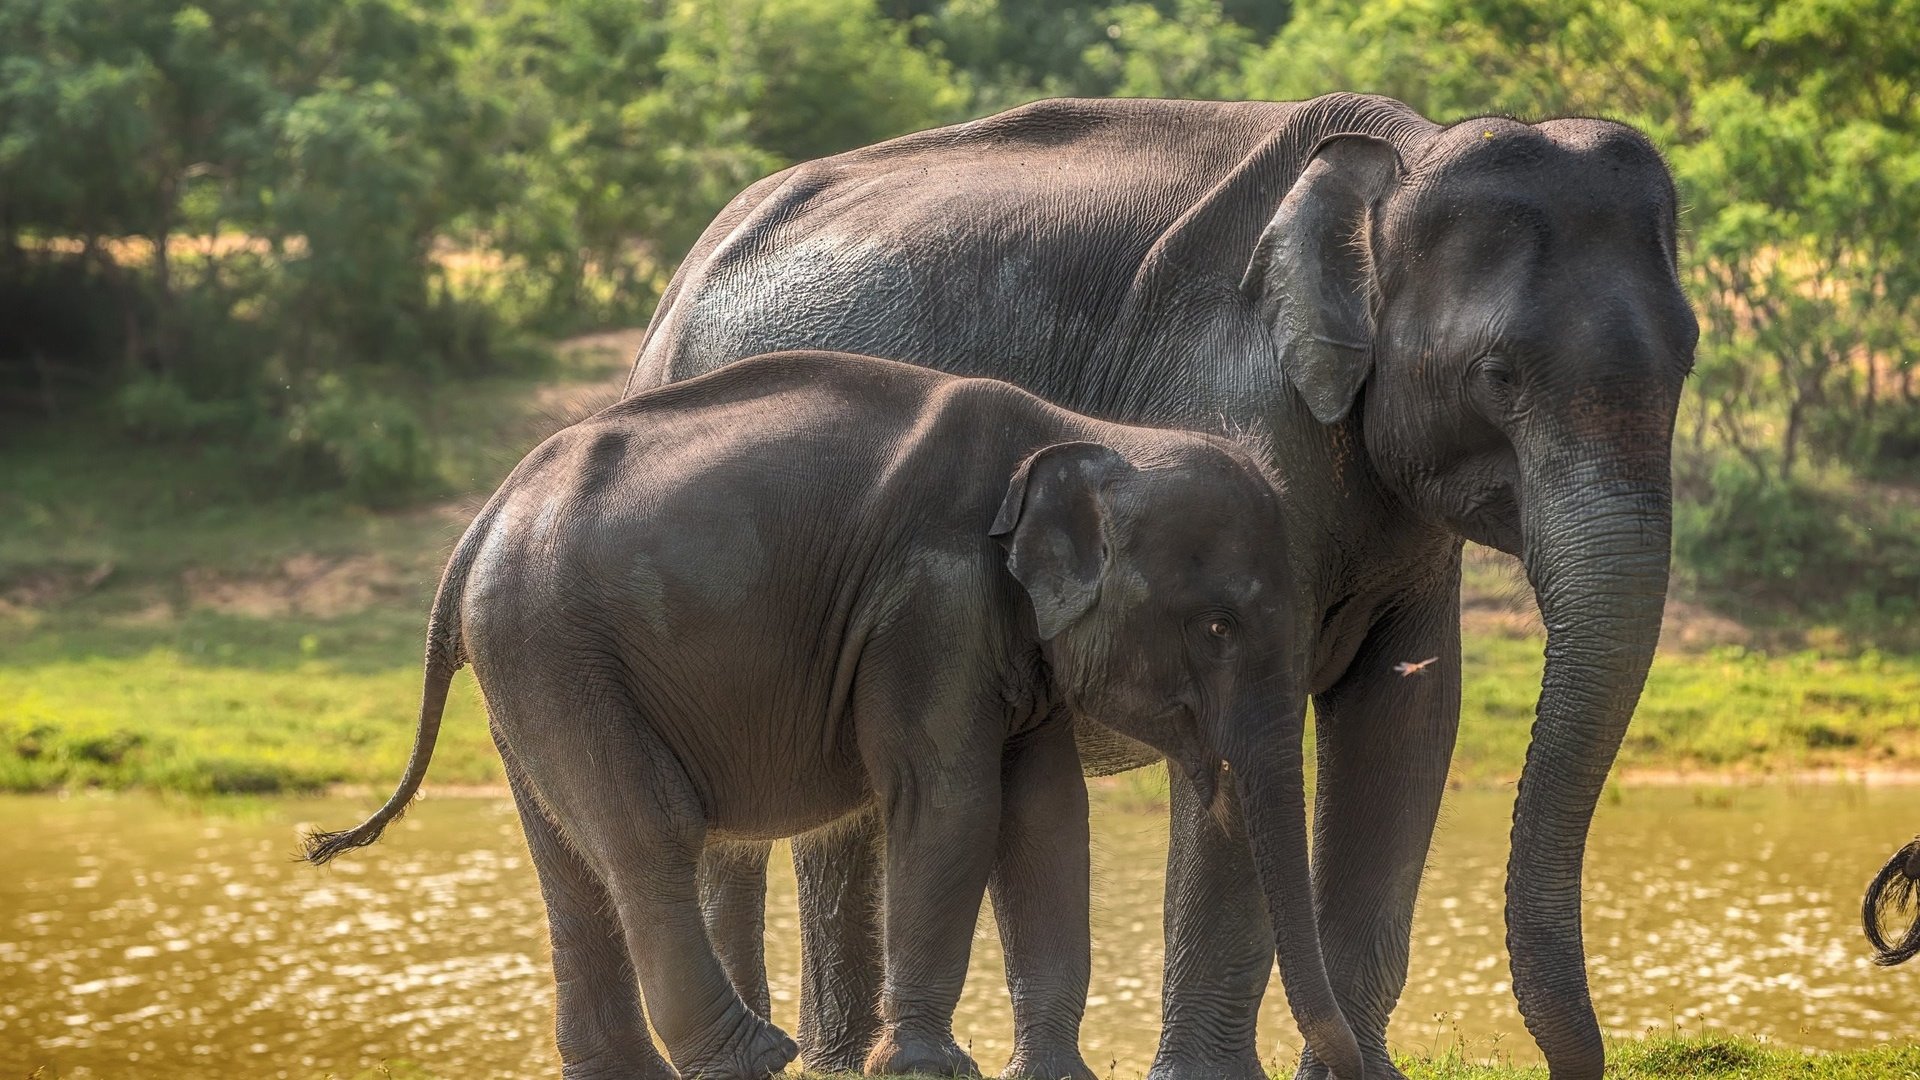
[4,334,1920,796]
[322,1036,1920,1079]
[8,618,1920,796]
[1385,1033,1920,1078]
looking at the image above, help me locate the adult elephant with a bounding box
[607,93,1696,1080]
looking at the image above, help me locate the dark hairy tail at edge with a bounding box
[301,526,483,866]
[1862,837,1920,966]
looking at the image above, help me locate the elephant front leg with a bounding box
[793,813,886,1071]
[990,722,1095,1080]
[864,779,1000,1078]
[855,670,1012,1078]
[1293,588,1461,1080]
[1147,770,1272,1080]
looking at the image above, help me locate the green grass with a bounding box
[0,643,499,795]
[13,592,1912,796]
[314,1036,1920,1080]
[1452,634,1920,783]
[1388,1033,1920,1078]
[4,335,1920,796]
[0,335,633,795]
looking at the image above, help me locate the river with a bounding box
[4,784,1914,1077]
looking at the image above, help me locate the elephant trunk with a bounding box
[1226,692,1365,1080]
[1507,452,1671,1080]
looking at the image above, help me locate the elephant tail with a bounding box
[1864,836,1920,966]
[301,521,481,866]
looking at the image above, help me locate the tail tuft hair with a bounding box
[300,801,415,866]
[1863,837,1920,966]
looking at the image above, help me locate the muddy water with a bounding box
[4,785,1915,1078]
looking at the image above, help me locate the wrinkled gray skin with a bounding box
[305,352,1356,1080]
[624,94,1697,1080]
[1862,837,1920,965]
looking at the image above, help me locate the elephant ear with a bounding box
[990,442,1133,641]
[1241,134,1403,426]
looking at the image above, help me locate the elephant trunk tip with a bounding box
[1864,838,1920,966]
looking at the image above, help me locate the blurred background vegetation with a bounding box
[2,0,1917,791]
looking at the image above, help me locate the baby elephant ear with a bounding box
[990,442,1133,641]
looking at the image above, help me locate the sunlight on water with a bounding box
[2,785,1914,1077]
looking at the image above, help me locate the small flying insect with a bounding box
[1394,656,1440,677]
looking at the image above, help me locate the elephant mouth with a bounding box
[1161,703,1228,824]
[1177,752,1233,831]
[1459,484,1522,554]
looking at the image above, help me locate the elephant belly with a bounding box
[647,689,875,844]
[700,749,873,843]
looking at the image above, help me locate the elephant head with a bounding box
[992,437,1366,1080]
[1244,118,1698,1074]
[1864,836,1920,966]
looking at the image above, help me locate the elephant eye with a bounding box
[1468,354,1520,419]
[1192,614,1239,656]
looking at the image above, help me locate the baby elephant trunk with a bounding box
[1225,695,1367,1079]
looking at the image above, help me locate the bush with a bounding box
[113,375,250,441]
[1675,453,1920,634]
[1846,404,1920,482]
[277,375,435,505]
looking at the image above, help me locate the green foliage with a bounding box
[905,0,1118,104]
[278,375,435,505]
[465,0,968,328]
[0,0,517,502]
[1675,455,1920,631]
[1082,0,1254,99]
[2,0,1915,602]
[113,373,249,440]
[1,0,972,498]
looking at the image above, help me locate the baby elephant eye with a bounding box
[1208,620,1232,638]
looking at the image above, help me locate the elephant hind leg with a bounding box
[499,754,672,1080]
[700,840,774,1021]
[792,815,886,1071]
[490,682,797,1080]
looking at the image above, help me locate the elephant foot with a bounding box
[674,1009,799,1080]
[1001,1045,1096,1080]
[559,1041,678,1080]
[802,1040,874,1075]
[1294,1047,1408,1080]
[864,1022,980,1077]
[562,1061,677,1080]
[1145,1046,1263,1080]
[800,1012,885,1074]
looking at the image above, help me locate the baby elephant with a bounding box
[306,352,1352,1080]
